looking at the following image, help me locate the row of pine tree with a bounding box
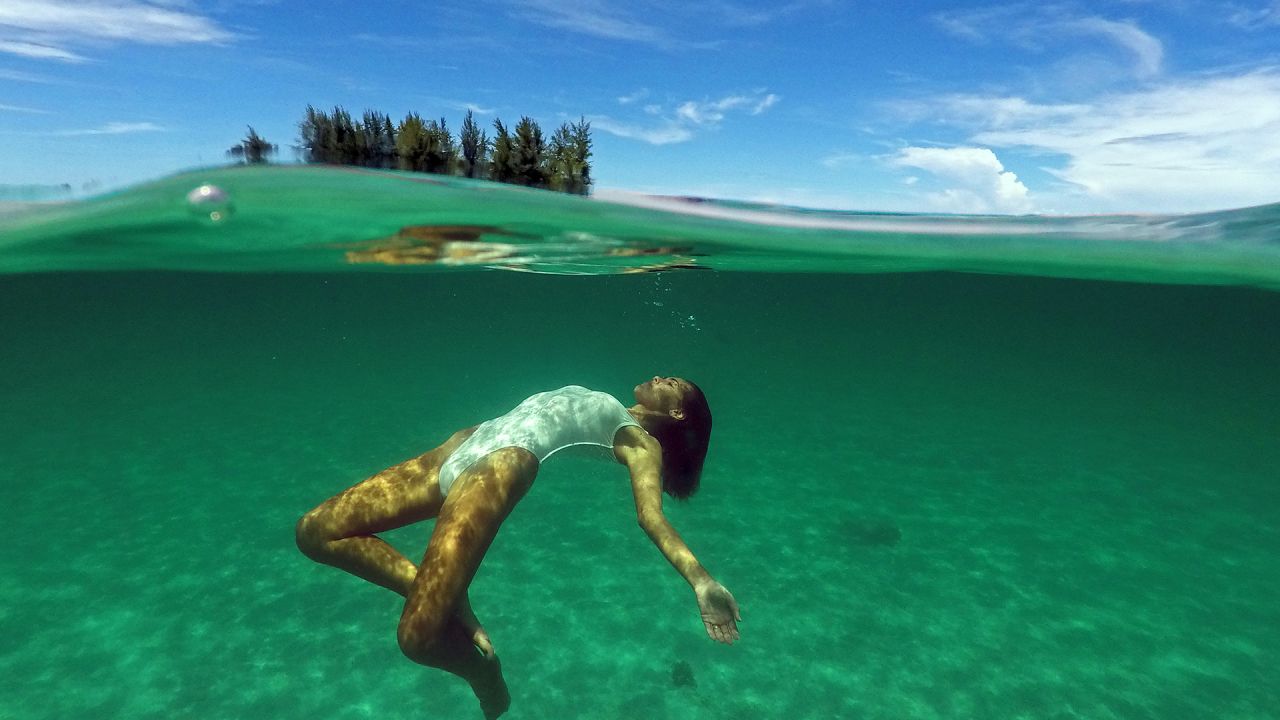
[294,105,593,195]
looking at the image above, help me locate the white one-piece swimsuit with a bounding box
[437,385,642,496]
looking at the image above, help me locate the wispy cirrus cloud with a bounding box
[676,0,827,27]
[503,0,833,51]
[886,95,1092,131]
[0,0,232,63]
[0,103,51,114]
[1228,0,1280,28]
[594,89,779,145]
[414,96,496,116]
[0,40,87,63]
[0,69,58,83]
[934,6,1164,78]
[675,93,779,124]
[510,0,677,47]
[617,88,650,105]
[1061,16,1163,78]
[53,122,165,136]
[589,118,693,145]
[351,31,507,56]
[893,69,1280,212]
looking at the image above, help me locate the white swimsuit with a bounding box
[437,385,642,496]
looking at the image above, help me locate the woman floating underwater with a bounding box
[296,378,741,718]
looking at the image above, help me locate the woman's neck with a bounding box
[627,405,666,434]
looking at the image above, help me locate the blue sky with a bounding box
[1,0,1279,214]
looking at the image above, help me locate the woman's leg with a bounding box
[396,447,538,719]
[295,432,464,595]
[295,432,494,652]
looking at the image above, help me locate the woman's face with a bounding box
[634,376,693,416]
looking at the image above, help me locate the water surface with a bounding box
[1,167,1277,719]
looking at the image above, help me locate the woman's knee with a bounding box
[397,612,447,664]
[294,511,330,561]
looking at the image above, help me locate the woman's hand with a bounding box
[694,580,741,644]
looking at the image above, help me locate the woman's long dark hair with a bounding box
[651,382,712,500]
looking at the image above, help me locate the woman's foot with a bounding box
[470,654,510,720]
[456,592,494,658]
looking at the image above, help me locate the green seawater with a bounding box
[2,166,1278,719]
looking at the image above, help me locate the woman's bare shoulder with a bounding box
[614,425,660,464]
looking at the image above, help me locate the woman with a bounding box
[295,377,741,719]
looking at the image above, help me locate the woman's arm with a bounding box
[630,457,713,589]
[615,430,741,643]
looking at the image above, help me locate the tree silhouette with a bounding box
[547,118,591,194]
[422,116,454,174]
[290,105,592,194]
[489,118,516,183]
[361,110,396,168]
[380,115,397,168]
[397,112,427,172]
[459,109,488,179]
[227,126,277,164]
[571,116,592,195]
[547,122,574,192]
[328,106,359,165]
[513,116,547,189]
[298,105,332,163]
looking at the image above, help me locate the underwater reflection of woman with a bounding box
[295,378,739,719]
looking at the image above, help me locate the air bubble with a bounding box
[679,314,702,331]
[186,183,233,224]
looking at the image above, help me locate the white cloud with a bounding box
[412,96,495,117]
[694,0,819,27]
[821,152,861,169]
[596,90,778,145]
[1063,17,1163,78]
[0,0,231,62]
[905,70,1280,212]
[890,146,1033,214]
[0,103,50,114]
[439,100,494,115]
[916,96,1092,128]
[675,101,717,125]
[675,93,780,124]
[934,7,1164,79]
[589,117,693,145]
[932,5,1014,42]
[55,122,165,136]
[751,93,779,114]
[508,0,828,48]
[617,89,649,105]
[0,69,56,83]
[511,0,672,46]
[0,1,231,42]
[0,40,86,62]
[1229,0,1280,28]
[509,0,813,50]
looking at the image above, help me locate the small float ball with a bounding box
[186,183,233,223]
